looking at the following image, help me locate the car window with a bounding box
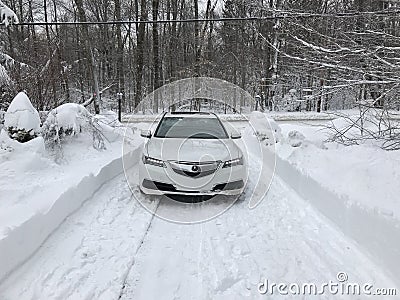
[154,117,228,139]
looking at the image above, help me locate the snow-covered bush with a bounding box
[42,103,89,146]
[249,111,283,145]
[4,92,41,143]
[0,1,19,27]
[42,103,107,152]
[287,130,306,147]
[0,128,45,154]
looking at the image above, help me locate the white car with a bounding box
[139,112,247,196]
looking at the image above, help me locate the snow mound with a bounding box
[92,115,121,143]
[4,92,40,134]
[249,111,282,145]
[287,130,305,147]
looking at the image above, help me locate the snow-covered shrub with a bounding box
[42,103,107,151]
[249,111,283,145]
[287,130,306,147]
[0,128,45,153]
[0,1,19,27]
[4,92,41,143]
[42,103,89,145]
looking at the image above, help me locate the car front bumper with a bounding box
[139,160,247,196]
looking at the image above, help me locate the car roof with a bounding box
[164,112,218,119]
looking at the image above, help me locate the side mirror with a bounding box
[140,130,152,138]
[231,132,242,139]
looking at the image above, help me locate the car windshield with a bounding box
[154,117,228,139]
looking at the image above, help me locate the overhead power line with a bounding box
[3,9,400,27]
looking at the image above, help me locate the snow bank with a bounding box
[273,124,400,285]
[4,92,40,134]
[0,144,142,282]
[278,124,400,219]
[275,151,400,286]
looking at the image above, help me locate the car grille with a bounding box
[168,161,220,178]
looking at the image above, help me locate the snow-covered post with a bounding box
[117,92,123,122]
[0,1,19,27]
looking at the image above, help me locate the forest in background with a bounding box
[1,0,400,114]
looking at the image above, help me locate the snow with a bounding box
[0,161,396,299]
[0,135,142,281]
[44,103,90,135]
[0,106,143,282]
[0,172,156,300]
[0,1,18,27]
[0,112,398,298]
[271,121,400,286]
[248,111,283,145]
[4,92,40,134]
[277,122,400,220]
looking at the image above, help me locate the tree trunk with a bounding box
[115,0,126,110]
[134,0,147,111]
[152,0,160,113]
[73,0,101,114]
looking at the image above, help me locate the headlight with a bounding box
[223,157,243,168]
[142,155,165,168]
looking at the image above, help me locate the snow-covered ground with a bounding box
[0,150,397,300]
[0,131,143,281]
[0,110,399,299]
[278,124,400,218]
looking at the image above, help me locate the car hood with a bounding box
[145,138,241,162]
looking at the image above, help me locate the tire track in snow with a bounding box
[117,198,160,299]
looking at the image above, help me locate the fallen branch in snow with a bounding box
[81,83,116,108]
[325,106,400,151]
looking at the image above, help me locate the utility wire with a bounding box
[3,9,400,27]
